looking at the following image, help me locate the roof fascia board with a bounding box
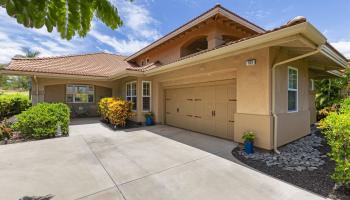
[320,45,349,68]
[218,8,265,33]
[0,69,111,81]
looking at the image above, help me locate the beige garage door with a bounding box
[165,82,236,140]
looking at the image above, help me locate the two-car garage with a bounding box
[165,80,236,140]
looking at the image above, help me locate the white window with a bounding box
[309,79,315,91]
[126,81,137,111]
[66,84,94,103]
[142,81,151,112]
[288,67,298,112]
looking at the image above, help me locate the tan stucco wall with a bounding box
[232,48,273,149]
[44,84,65,102]
[34,78,113,117]
[273,54,312,147]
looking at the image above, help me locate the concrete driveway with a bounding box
[0,118,325,200]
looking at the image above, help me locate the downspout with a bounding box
[33,75,39,104]
[272,46,322,154]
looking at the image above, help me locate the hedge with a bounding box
[0,93,31,119]
[319,99,350,187]
[98,97,134,127]
[12,103,70,139]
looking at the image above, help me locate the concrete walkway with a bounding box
[0,118,326,200]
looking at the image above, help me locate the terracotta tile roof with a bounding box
[5,52,135,77]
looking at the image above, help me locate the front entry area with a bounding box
[165,80,236,140]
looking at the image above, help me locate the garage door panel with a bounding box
[228,101,236,121]
[165,82,236,141]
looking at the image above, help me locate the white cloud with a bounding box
[331,40,350,59]
[89,30,149,55]
[0,1,162,62]
[0,7,90,63]
[245,9,271,19]
[111,0,161,40]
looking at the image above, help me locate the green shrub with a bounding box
[0,93,31,119]
[319,99,350,187]
[98,97,134,127]
[242,131,255,142]
[13,103,70,139]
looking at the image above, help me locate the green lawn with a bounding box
[0,90,29,97]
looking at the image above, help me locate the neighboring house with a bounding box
[1,5,348,150]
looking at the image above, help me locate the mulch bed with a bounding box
[232,132,350,200]
[100,119,144,130]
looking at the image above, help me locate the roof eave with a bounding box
[0,69,111,81]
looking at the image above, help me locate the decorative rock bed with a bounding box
[238,130,326,171]
[232,125,350,199]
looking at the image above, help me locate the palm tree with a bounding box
[14,48,40,59]
[23,48,40,58]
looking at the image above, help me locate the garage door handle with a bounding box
[229,120,234,123]
[194,99,201,101]
[177,108,179,112]
[186,115,193,117]
[187,99,193,101]
[194,116,201,118]
[229,99,237,101]
[213,110,216,116]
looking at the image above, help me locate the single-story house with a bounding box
[1,5,348,150]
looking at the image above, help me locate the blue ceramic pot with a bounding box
[145,117,153,126]
[244,141,254,154]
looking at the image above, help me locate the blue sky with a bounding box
[0,0,349,63]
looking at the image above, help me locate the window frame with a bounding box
[142,81,151,112]
[126,81,137,111]
[66,84,95,104]
[287,67,298,113]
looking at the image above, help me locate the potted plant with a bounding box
[144,112,154,126]
[242,131,255,154]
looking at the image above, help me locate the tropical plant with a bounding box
[314,68,350,111]
[319,99,350,187]
[242,131,255,142]
[0,0,129,40]
[98,97,133,127]
[144,112,154,119]
[12,103,70,139]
